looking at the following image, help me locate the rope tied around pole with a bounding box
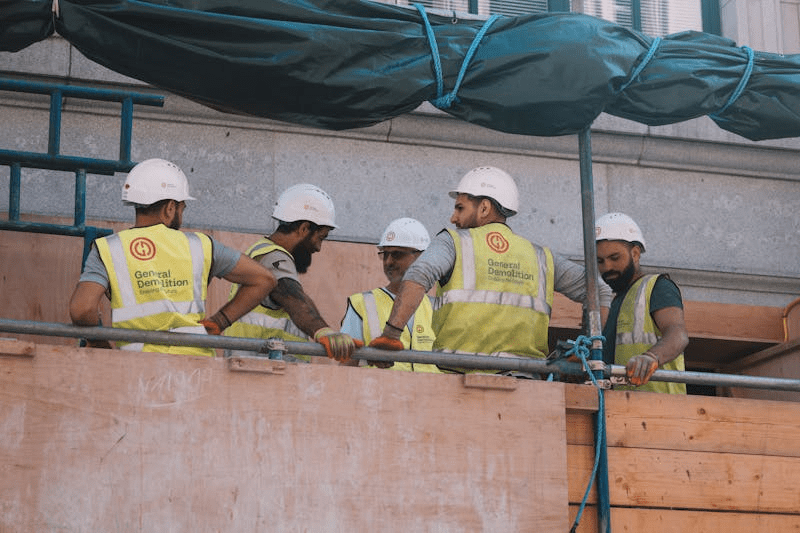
[414,4,499,110]
[565,335,607,533]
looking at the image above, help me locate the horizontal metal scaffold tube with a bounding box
[1,318,799,392]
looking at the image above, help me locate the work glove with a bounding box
[314,327,363,363]
[626,352,659,386]
[200,310,232,336]
[366,335,403,368]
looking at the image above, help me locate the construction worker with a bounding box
[595,212,689,393]
[340,217,439,372]
[368,166,612,375]
[225,184,362,363]
[69,158,275,355]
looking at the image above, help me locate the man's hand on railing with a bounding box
[314,327,363,363]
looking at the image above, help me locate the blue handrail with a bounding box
[0,77,164,265]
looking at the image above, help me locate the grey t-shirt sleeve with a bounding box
[78,244,110,288]
[402,230,456,291]
[209,237,244,279]
[551,251,613,307]
[255,248,300,309]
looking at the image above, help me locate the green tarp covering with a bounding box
[2,0,800,140]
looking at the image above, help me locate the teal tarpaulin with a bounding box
[2,0,799,141]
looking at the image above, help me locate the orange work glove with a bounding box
[368,336,404,351]
[626,352,659,386]
[200,310,232,336]
[366,335,403,368]
[199,319,223,336]
[314,327,363,362]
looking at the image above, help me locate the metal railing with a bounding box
[2,317,800,392]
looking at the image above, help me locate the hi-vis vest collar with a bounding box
[438,227,552,317]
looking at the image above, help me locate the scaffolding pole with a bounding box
[2,318,800,392]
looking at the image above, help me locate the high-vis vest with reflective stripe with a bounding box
[614,274,686,394]
[225,238,311,360]
[348,288,439,373]
[95,224,213,356]
[433,224,554,363]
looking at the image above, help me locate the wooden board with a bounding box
[569,445,800,513]
[0,343,569,532]
[604,390,800,457]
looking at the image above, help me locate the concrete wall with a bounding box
[1,31,799,309]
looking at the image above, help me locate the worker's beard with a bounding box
[602,258,636,294]
[293,238,314,274]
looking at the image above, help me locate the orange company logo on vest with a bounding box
[485,231,509,253]
[129,237,157,261]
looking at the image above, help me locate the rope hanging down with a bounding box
[414,4,499,109]
[564,335,607,533]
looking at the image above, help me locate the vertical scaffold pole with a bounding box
[578,127,611,533]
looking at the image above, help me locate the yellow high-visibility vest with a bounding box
[95,224,213,356]
[433,224,554,370]
[225,238,310,360]
[347,288,439,372]
[614,274,686,394]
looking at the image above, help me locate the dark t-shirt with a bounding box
[602,275,683,364]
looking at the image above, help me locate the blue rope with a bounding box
[414,4,500,109]
[565,335,606,533]
[710,45,755,118]
[617,36,661,94]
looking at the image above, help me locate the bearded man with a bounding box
[595,212,689,393]
[225,184,361,363]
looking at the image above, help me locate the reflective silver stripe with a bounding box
[118,325,206,351]
[120,343,144,351]
[616,331,658,346]
[457,229,476,290]
[172,325,206,335]
[632,276,651,344]
[438,288,551,315]
[186,233,205,306]
[534,245,550,312]
[112,296,205,323]
[106,235,137,308]
[362,291,383,340]
[238,310,308,339]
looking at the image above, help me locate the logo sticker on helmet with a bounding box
[486,232,509,254]
[130,237,157,261]
[385,231,395,242]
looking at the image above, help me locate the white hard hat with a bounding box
[121,158,195,205]
[595,212,646,252]
[272,183,337,228]
[449,166,519,215]
[378,217,431,251]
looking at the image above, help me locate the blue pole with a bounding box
[9,162,21,221]
[578,128,611,533]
